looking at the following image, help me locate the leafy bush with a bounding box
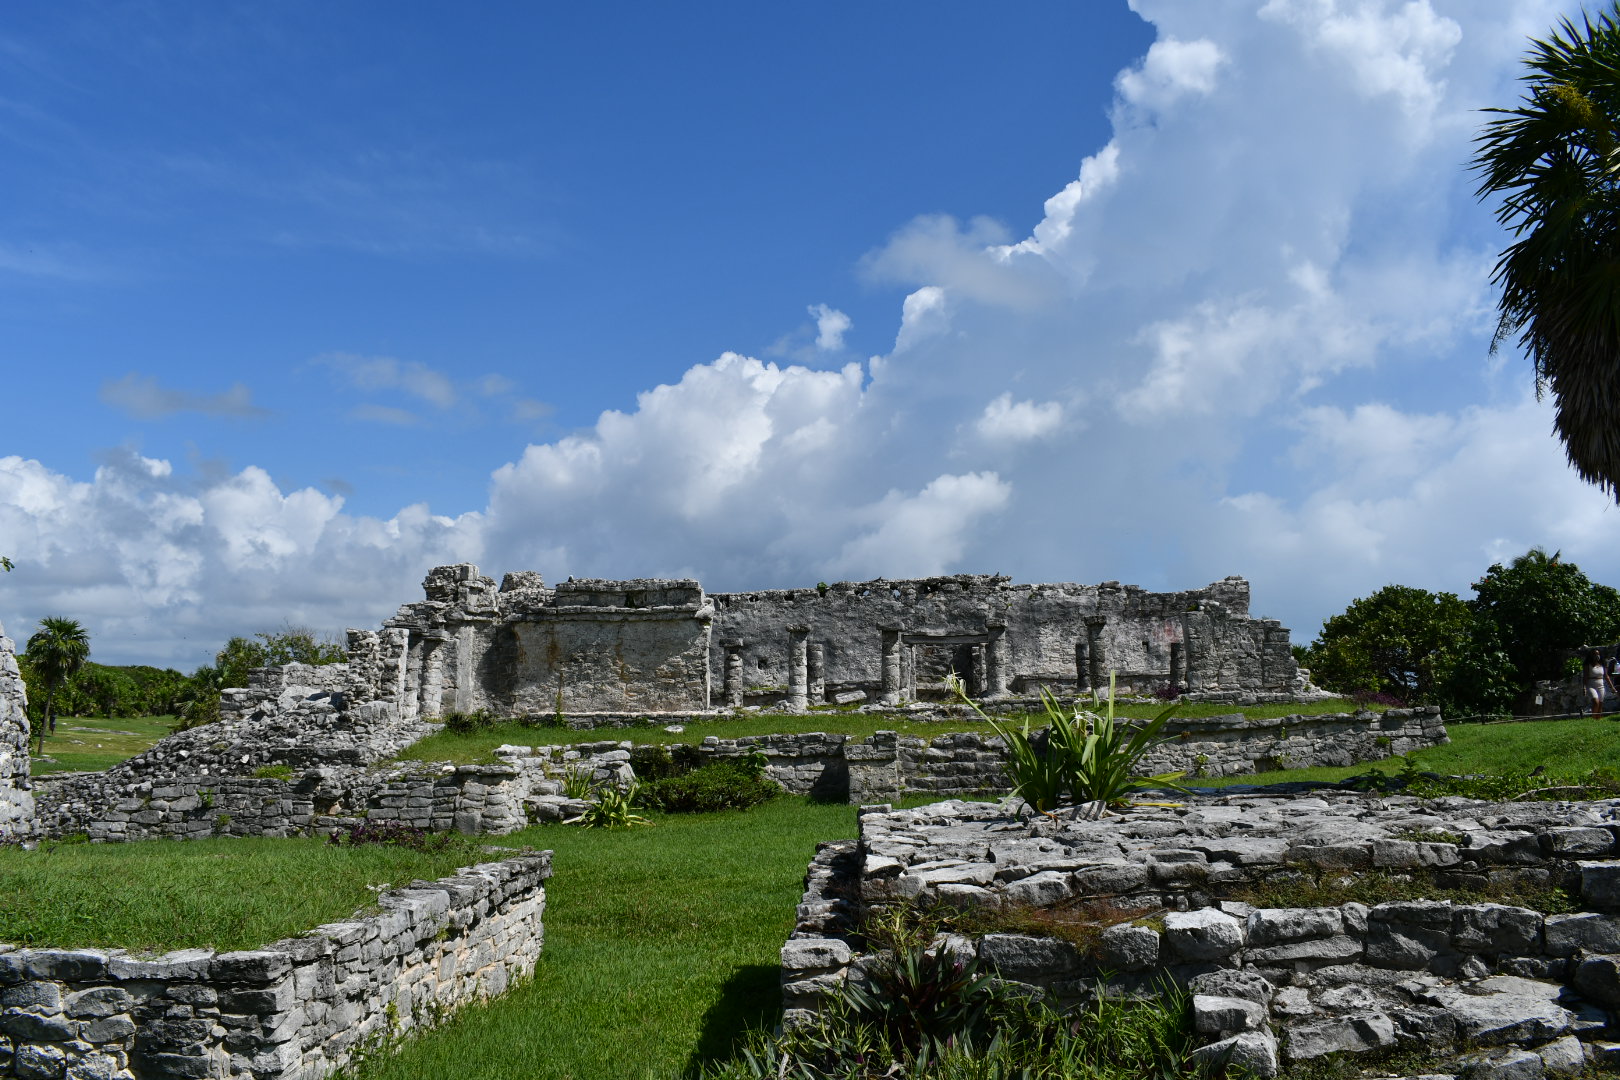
[441,708,496,735]
[1351,689,1406,708]
[636,755,780,814]
[843,943,1001,1054]
[706,972,1194,1080]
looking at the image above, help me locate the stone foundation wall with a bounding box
[0,619,33,840]
[36,708,1448,840]
[780,795,1620,1077]
[36,762,538,843]
[0,852,549,1080]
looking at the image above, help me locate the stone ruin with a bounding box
[784,793,1620,1078]
[0,617,34,840]
[353,564,1316,720]
[30,565,1406,842]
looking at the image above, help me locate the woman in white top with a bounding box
[1584,649,1616,719]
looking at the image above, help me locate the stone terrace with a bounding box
[784,792,1620,1078]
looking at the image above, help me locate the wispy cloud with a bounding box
[315,353,457,408]
[99,373,269,420]
[350,403,420,426]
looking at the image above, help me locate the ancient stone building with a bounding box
[348,565,1310,719]
[0,617,35,838]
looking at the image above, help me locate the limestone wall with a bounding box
[708,574,1283,705]
[35,707,1447,840]
[0,852,549,1080]
[358,565,1312,720]
[0,618,33,840]
[781,795,1620,1077]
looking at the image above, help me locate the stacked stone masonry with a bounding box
[0,620,32,840]
[0,852,549,1080]
[35,703,1445,840]
[361,564,1319,719]
[782,793,1620,1078]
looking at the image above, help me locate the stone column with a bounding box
[985,623,1009,699]
[1169,641,1186,691]
[880,629,903,706]
[1085,617,1107,693]
[723,641,745,707]
[0,618,35,840]
[807,643,826,705]
[420,632,449,720]
[1074,639,1090,692]
[787,627,810,712]
[970,644,988,699]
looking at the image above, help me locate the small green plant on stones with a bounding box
[950,671,1186,816]
[252,763,294,780]
[560,765,595,799]
[575,783,651,829]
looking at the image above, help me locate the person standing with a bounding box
[1584,649,1615,719]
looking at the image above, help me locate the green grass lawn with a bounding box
[0,834,495,952]
[350,798,857,1080]
[29,714,175,774]
[1195,716,1620,788]
[393,697,1376,766]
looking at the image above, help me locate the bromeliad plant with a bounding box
[573,782,652,829]
[950,672,1187,816]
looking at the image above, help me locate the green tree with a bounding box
[24,617,90,754]
[1467,547,1620,682]
[1474,6,1620,497]
[213,626,345,689]
[1305,585,1477,704]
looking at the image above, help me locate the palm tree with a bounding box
[1474,6,1620,498]
[25,617,89,755]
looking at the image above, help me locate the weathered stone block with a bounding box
[1163,909,1243,962]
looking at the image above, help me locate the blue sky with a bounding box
[4,0,1616,670]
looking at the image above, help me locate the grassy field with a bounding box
[342,800,857,1080]
[1196,716,1620,788]
[29,714,175,774]
[0,834,491,952]
[392,696,1375,766]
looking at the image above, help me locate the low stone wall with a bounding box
[37,706,1447,841]
[781,794,1620,1077]
[699,706,1445,803]
[0,619,33,840]
[36,761,542,843]
[0,852,550,1080]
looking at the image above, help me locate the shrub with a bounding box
[326,822,467,852]
[636,756,780,814]
[441,708,496,735]
[1351,689,1406,708]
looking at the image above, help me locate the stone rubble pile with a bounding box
[783,793,1620,1078]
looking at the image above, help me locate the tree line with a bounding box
[13,622,346,740]
[1298,547,1620,717]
